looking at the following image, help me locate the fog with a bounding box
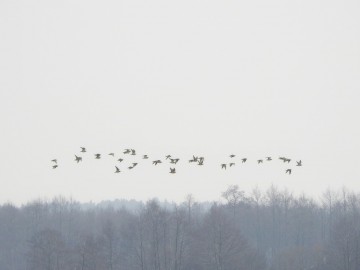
[1,0,360,204]
[1,1,360,268]
[1,186,360,270]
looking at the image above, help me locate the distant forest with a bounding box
[1,185,360,270]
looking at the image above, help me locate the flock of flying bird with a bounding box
[50,147,302,175]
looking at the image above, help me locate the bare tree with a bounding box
[221,185,245,217]
[185,194,195,223]
[27,229,66,270]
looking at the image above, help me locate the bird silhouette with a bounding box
[229,162,235,167]
[153,160,162,165]
[132,163,138,167]
[286,169,292,174]
[52,165,58,169]
[257,159,263,164]
[131,149,136,155]
[123,149,131,154]
[80,147,86,153]
[115,166,121,173]
[166,155,171,160]
[75,155,82,163]
[189,156,197,163]
[296,160,302,166]
[230,154,236,158]
[109,153,115,157]
[51,159,57,164]
[285,158,291,163]
[198,159,204,166]
[170,158,180,164]
[118,158,123,162]
[221,164,227,169]
[241,158,247,163]
[279,157,286,162]
[266,157,272,161]
[170,168,176,174]
[143,155,149,159]
[128,166,134,170]
[95,154,101,159]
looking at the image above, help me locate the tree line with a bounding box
[0,185,360,270]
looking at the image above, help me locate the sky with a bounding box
[0,0,360,205]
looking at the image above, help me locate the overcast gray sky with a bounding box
[1,0,360,205]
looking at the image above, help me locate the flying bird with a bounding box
[95,154,101,159]
[143,155,149,159]
[280,157,291,163]
[166,155,171,160]
[266,157,272,161]
[221,164,227,169]
[132,163,138,167]
[230,154,236,158]
[257,159,263,164]
[170,158,180,164]
[109,153,115,157]
[286,169,292,175]
[52,165,58,169]
[153,160,162,165]
[241,158,247,163]
[296,160,302,166]
[196,157,204,165]
[131,149,136,155]
[170,168,176,174]
[75,155,82,163]
[123,149,131,154]
[51,159,57,164]
[189,156,196,163]
[80,147,86,153]
[115,166,121,173]
[229,163,235,167]
[118,158,123,162]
